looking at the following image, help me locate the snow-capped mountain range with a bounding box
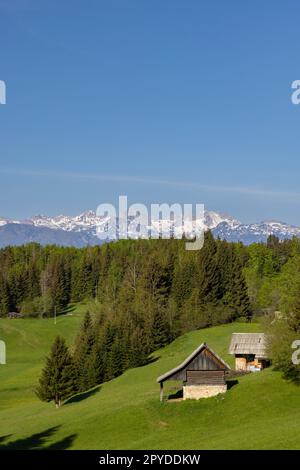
[0,210,299,247]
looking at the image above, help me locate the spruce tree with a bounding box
[232,256,251,320]
[219,244,251,320]
[89,338,106,385]
[106,338,124,379]
[172,258,197,307]
[102,322,118,380]
[36,336,77,408]
[129,326,148,367]
[197,231,221,304]
[0,275,10,316]
[73,312,96,391]
[151,308,171,350]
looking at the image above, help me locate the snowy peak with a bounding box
[24,210,242,233]
[0,210,299,246]
[0,216,20,227]
[0,217,11,227]
[204,211,240,230]
[28,211,102,232]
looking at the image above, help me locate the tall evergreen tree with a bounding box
[231,256,251,320]
[197,231,221,304]
[129,326,148,367]
[150,307,171,350]
[50,258,70,311]
[0,275,10,316]
[172,258,197,307]
[73,312,96,391]
[89,338,106,386]
[36,336,77,408]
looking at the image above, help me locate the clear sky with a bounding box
[1,0,300,224]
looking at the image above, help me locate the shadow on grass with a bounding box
[65,385,101,405]
[168,388,183,400]
[227,379,239,390]
[0,426,77,450]
[59,304,78,315]
[0,435,12,444]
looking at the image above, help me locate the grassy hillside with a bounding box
[0,313,300,450]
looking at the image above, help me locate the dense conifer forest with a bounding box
[2,232,300,401]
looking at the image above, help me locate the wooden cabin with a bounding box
[156,343,231,401]
[229,333,269,372]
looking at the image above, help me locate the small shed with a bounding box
[229,333,269,372]
[156,343,231,401]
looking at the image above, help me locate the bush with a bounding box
[21,295,53,318]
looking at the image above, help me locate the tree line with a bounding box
[0,233,250,331]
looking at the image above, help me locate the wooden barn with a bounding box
[156,343,231,401]
[229,333,269,372]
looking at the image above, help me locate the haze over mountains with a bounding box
[0,210,299,248]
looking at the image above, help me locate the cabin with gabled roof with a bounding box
[229,333,269,372]
[157,343,231,401]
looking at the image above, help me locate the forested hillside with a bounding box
[1,232,300,321]
[0,232,251,324]
[1,233,300,386]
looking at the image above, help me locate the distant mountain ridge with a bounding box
[0,210,299,247]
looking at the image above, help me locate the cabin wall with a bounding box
[187,348,223,371]
[235,357,247,371]
[235,355,268,371]
[186,370,225,385]
[165,349,226,382]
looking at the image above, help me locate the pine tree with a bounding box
[234,262,252,321]
[73,312,96,391]
[106,338,125,379]
[36,336,77,408]
[172,258,197,307]
[101,321,118,380]
[48,257,70,312]
[267,234,280,250]
[151,307,171,350]
[231,256,251,320]
[89,338,106,386]
[197,231,221,304]
[0,274,10,316]
[129,326,148,367]
[219,244,251,320]
[25,261,41,299]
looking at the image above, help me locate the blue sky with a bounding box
[1,0,300,223]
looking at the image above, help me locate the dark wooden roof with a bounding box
[157,343,231,383]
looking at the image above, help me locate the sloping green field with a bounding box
[0,314,300,450]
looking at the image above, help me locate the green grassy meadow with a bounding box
[0,309,300,450]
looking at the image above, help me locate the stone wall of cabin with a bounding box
[183,384,227,400]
